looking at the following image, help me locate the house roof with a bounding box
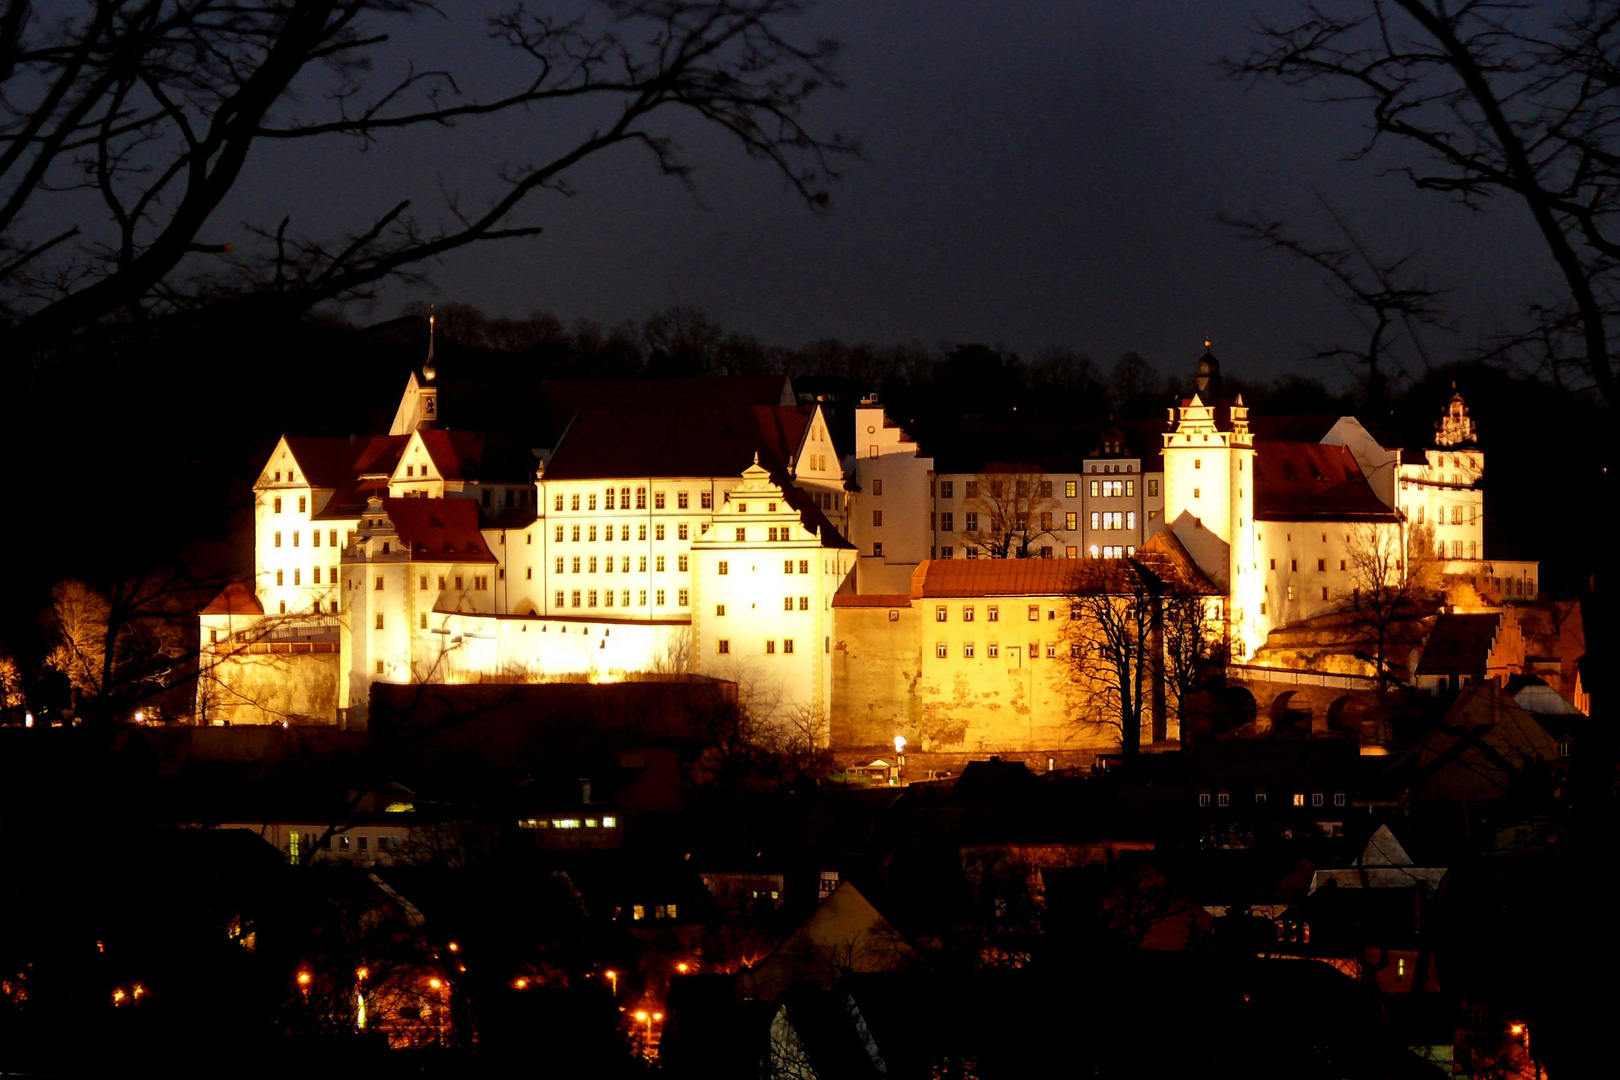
[911,557,1138,599]
[201,581,263,616]
[416,429,537,484]
[541,403,813,481]
[775,476,857,549]
[384,497,497,563]
[1415,613,1500,676]
[282,436,366,490]
[1253,441,1399,522]
[311,434,411,520]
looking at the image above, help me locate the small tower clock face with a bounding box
[425,397,436,416]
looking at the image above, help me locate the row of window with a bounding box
[935,603,1056,623]
[271,496,308,514]
[1197,792,1347,808]
[935,640,1064,659]
[715,637,828,656]
[519,815,618,829]
[554,488,715,512]
[1410,504,1478,525]
[272,529,342,549]
[1268,558,1349,572]
[556,522,690,543]
[555,554,687,574]
[552,588,686,608]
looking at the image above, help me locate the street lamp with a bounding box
[675,962,689,975]
[604,969,618,997]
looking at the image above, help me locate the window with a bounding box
[1090,512,1099,530]
[638,556,646,571]
[1028,605,1039,621]
[374,613,385,630]
[1255,792,1267,804]
[1317,558,1326,572]
[987,605,999,622]
[872,509,883,527]
[799,596,810,610]
[678,555,689,572]
[678,523,689,540]
[1333,793,1346,807]
[962,642,976,658]
[654,491,666,509]
[718,561,729,576]
[375,660,384,674]
[677,491,689,509]
[786,596,797,612]
[1321,586,1330,601]
[373,575,384,591]
[766,639,777,655]
[555,590,565,607]
[678,588,690,606]
[1193,488,1201,499]
[1312,792,1323,807]
[1198,793,1210,807]
[275,570,284,586]
[965,481,979,499]
[571,590,581,608]
[273,531,282,548]
[1089,480,1099,497]
[1291,559,1299,572]
[655,555,665,572]
[655,524,666,541]
[783,638,795,654]
[1041,511,1053,530]
[736,527,747,542]
[873,542,884,557]
[799,559,809,574]
[329,530,338,548]
[419,613,428,629]
[1217,793,1229,807]
[1194,458,1202,470]
[1046,642,1056,658]
[293,569,301,586]
[937,480,950,498]
[1269,559,1275,570]
[1066,512,1077,530]
[716,604,726,616]
[273,497,283,514]
[655,589,665,606]
[636,487,647,509]
[936,642,948,658]
[1039,480,1053,497]
[940,512,954,532]
[1066,480,1077,498]
[701,491,714,509]
[987,643,999,658]
[718,639,730,654]
[1292,793,1305,807]
[963,606,975,622]
[1339,559,1347,571]
[965,512,978,531]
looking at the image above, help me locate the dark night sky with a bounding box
[220,1,1558,379]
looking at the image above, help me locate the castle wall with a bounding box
[199,646,341,725]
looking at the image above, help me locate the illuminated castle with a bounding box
[199,350,1534,755]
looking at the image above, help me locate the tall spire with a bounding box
[423,304,437,383]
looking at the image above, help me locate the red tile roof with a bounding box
[1416,613,1501,675]
[1253,441,1399,523]
[283,436,365,490]
[417,429,537,484]
[542,403,814,481]
[384,497,497,563]
[311,435,410,520]
[201,581,263,616]
[912,558,1139,599]
[776,476,856,550]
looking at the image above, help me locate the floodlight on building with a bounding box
[893,735,907,755]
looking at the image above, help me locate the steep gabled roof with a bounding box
[417,429,537,484]
[1253,441,1399,522]
[1416,613,1500,676]
[201,581,263,616]
[384,497,497,563]
[311,434,410,520]
[282,436,364,490]
[775,476,856,549]
[542,403,814,481]
[1132,530,1222,595]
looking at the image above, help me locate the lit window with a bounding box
[936,642,948,658]
[987,643,999,658]
[718,639,730,654]
[937,606,948,622]
[783,639,795,654]
[1217,793,1229,807]
[766,639,776,654]
[1028,605,1039,621]
[963,642,974,658]
[1292,793,1305,807]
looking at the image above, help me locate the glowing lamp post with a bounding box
[604,969,618,997]
[296,969,312,1001]
[675,962,689,975]
[633,1010,662,1057]
[893,736,907,784]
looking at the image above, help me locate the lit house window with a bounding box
[936,642,948,658]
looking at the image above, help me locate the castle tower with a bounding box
[1162,346,1261,658]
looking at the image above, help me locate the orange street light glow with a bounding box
[512,977,530,990]
[653,1011,663,1021]
[295,971,312,987]
[111,988,126,1004]
[634,1010,649,1022]
[1510,1023,1526,1036]
[356,967,369,981]
[676,962,689,974]
[447,942,459,952]
[428,977,443,990]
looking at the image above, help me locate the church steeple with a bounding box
[417,306,439,429]
[1194,340,1222,399]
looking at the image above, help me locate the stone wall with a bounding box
[199,645,341,725]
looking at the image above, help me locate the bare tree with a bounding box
[1344,521,1440,689]
[0,1,852,353]
[1160,591,1223,735]
[1064,568,1155,757]
[961,468,1060,559]
[1232,0,1620,731]
[43,574,194,723]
